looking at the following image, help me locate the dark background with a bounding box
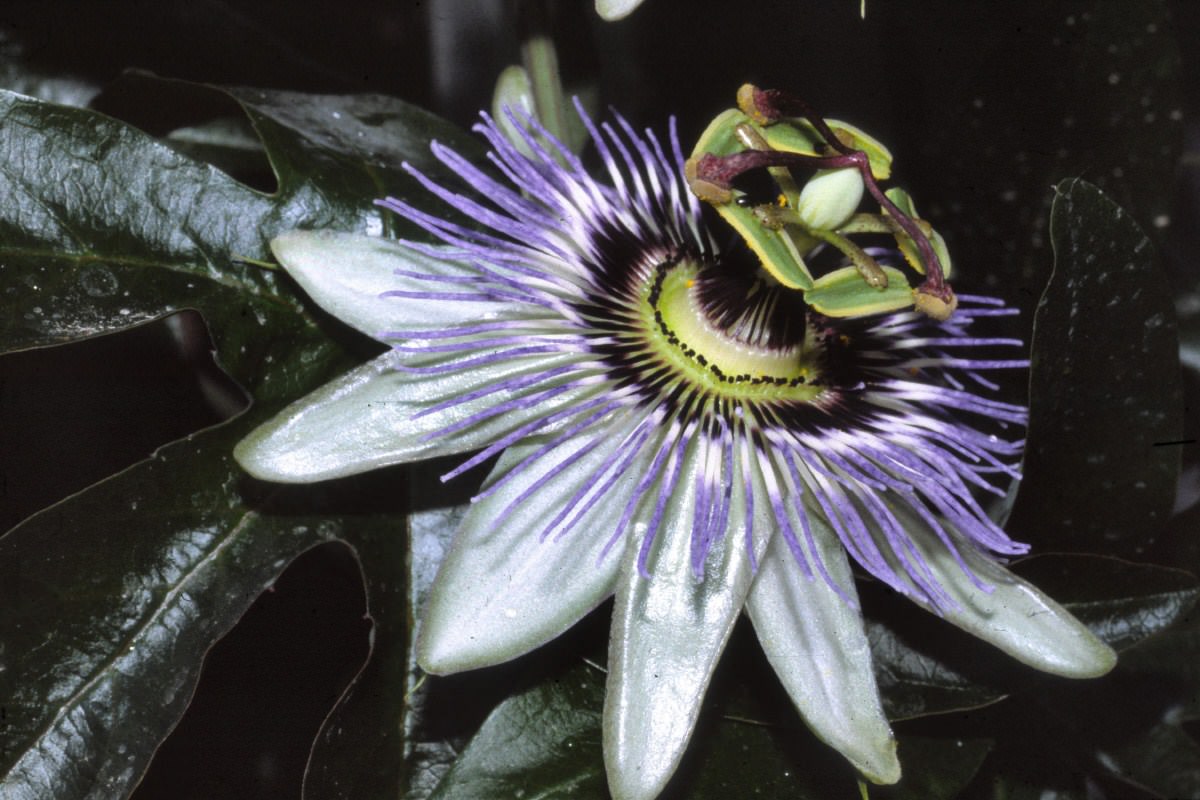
[1,1,1196,797]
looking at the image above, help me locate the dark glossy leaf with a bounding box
[303,468,471,800]
[129,539,370,799]
[865,554,1198,720]
[428,664,607,800]
[684,735,992,800]
[162,117,272,192]
[273,465,416,800]
[0,90,272,355]
[866,614,1007,722]
[223,80,485,242]
[1093,719,1200,799]
[876,737,993,800]
[970,778,1088,800]
[1120,627,1200,720]
[975,661,1200,800]
[0,82,480,798]
[398,484,475,799]
[913,555,1200,800]
[1008,179,1182,552]
[671,695,862,800]
[1013,555,1199,652]
[0,420,337,799]
[0,75,482,361]
[667,666,995,800]
[428,657,993,800]
[680,725,991,800]
[1107,615,1200,797]
[0,313,244,534]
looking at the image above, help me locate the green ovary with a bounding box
[641,260,827,403]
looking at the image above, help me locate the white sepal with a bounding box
[417,421,642,672]
[234,350,596,482]
[893,504,1117,678]
[604,431,768,800]
[746,505,901,785]
[271,230,525,340]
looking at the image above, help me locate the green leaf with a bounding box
[0,73,483,360]
[1012,555,1200,653]
[1106,614,1200,796]
[1093,719,1200,798]
[1120,612,1200,719]
[866,614,1006,722]
[1007,179,1182,552]
[304,468,471,800]
[162,117,272,189]
[876,737,992,800]
[428,664,607,800]
[0,80,482,798]
[428,657,993,799]
[0,420,331,798]
[0,88,273,356]
[288,470,418,800]
[864,554,1198,720]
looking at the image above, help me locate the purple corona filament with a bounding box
[368,100,1030,612]
[232,92,1121,795]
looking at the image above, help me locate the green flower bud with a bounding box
[796,166,864,230]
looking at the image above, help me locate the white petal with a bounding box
[271,230,524,339]
[604,432,767,800]
[595,0,645,21]
[745,506,900,785]
[234,350,596,482]
[417,420,645,672]
[892,504,1117,678]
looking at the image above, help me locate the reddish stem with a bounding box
[748,87,855,157]
[694,148,948,292]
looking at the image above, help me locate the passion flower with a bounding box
[234,97,1115,800]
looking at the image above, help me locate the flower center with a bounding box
[639,259,827,403]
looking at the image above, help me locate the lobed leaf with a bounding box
[0,78,481,798]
